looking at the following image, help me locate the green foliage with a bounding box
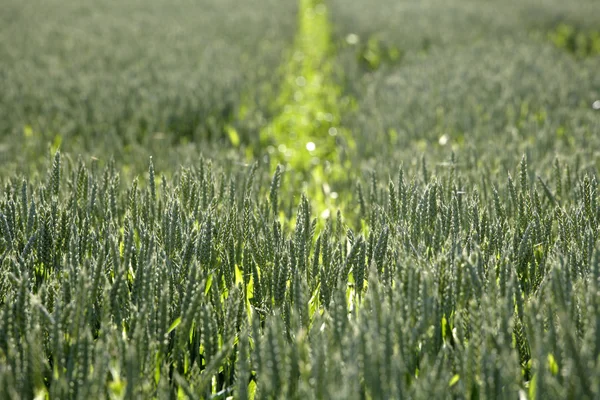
[549,23,600,58]
[1,0,600,398]
[356,35,404,71]
[257,0,354,211]
[0,0,297,174]
[0,153,599,398]
[329,0,600,171]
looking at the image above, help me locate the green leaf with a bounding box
[528,373,537,400]
[248,380,257,400]
[449,374,460,387]
[227,125,240,147]
[547,353,559,375]
[205,274,213,296]
[167,317,182,334]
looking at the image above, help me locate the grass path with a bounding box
[258,0,354,211]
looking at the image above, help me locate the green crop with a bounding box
[1,0,599,398]
[0,152,599,398]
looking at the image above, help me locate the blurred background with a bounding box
[1,0,599,184]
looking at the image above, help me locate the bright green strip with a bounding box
[260,0,354,207]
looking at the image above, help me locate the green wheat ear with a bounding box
[50,150,61,198]
[269,165,282,219]
[2,154,600,398]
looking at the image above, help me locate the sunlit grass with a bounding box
[259,0,355,212]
